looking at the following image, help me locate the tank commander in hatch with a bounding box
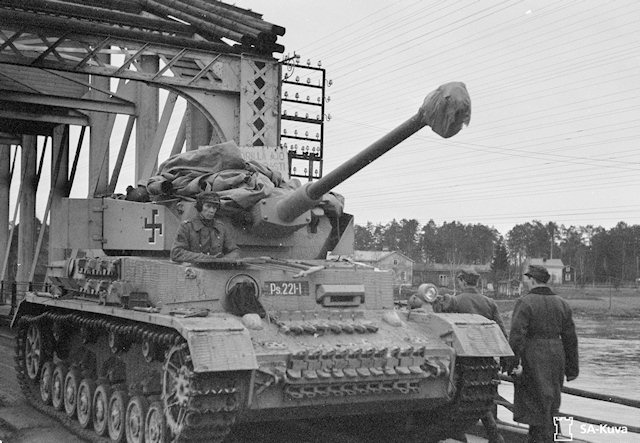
[170,191,239,263]
[436,270,506,443]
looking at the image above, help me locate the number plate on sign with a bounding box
[265,281,309,296]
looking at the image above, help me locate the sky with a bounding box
[7,1,640,238]
[232,0,640,236]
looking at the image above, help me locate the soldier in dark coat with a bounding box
[170,191,239,263]
[438,271,506,443]
[439,270,507,336]
[508,265,579,442]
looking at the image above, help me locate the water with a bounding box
[498,317,640,442]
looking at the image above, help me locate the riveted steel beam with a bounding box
[0,103,89,126]
[0,132,20,145]
[2,90,136,115]
[0,40,241,94]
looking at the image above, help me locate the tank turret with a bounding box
[49,82,470,259]
[250,82,471,236]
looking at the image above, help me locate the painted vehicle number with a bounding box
[265,281,309,296]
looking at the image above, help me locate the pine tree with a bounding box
[490,236,509,296]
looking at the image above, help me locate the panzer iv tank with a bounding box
[12,82,512,443]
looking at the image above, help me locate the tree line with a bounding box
[4,218,639,287]
[355,219,640,285]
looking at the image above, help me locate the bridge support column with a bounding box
[186,104,213,150]
[89,65,111,196]
[17,136,36,287]
[0,144,9,288]
[50,125,69,263]
[136,55,159,183]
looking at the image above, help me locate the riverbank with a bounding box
[496,286,640,326]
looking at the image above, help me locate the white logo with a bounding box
[554,416,574,441]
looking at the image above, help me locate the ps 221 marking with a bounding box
[265,281,309,296]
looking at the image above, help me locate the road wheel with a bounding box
[51,363,67,411]
[92,383,111,436]
[64,369,80,418]
[39,361,54,405]
[162,344,192,439]
[108,389,128,442]
[77,378,96,428]
[109,329,124,354]
[142,338,158,363]
[145,401,167,443]
[24,323,44,381]
[126,395,149,443]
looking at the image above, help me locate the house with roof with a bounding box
[353,250,414,288]
[562,265,576,284]
[412,262,492,291]
[524,258,565,285]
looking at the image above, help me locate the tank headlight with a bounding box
[417,283,439,303]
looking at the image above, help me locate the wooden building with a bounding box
[413,262,492,291]
[353,250,414,289]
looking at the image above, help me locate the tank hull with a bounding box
[13,260,511,442]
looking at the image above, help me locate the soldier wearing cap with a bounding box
[437,270,506,443]
[439,270,507,336]
[170,191,239,263]
[508,264,579,443]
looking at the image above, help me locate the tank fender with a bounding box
[10,298,34,328]
[174,315,258,372]
[427,313,513,357]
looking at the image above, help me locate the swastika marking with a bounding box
[144,209,163,243]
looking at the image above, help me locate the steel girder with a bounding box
[0,25,281,148]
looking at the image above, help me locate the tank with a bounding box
[12,82,512,443]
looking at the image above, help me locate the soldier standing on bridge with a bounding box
[508,264,579,443]
[171,191,239,262]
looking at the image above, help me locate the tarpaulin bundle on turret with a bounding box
[146,141,344,217]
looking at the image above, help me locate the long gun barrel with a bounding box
[275,82,472,223]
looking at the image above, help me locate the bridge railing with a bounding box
[497,373,640,435]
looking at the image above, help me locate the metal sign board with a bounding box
[237,145,290,180]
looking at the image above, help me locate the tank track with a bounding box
[424,356,501,441]
[289,357,501,443]
[14,309,245,442]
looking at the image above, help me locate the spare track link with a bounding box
[14,310,244,442]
